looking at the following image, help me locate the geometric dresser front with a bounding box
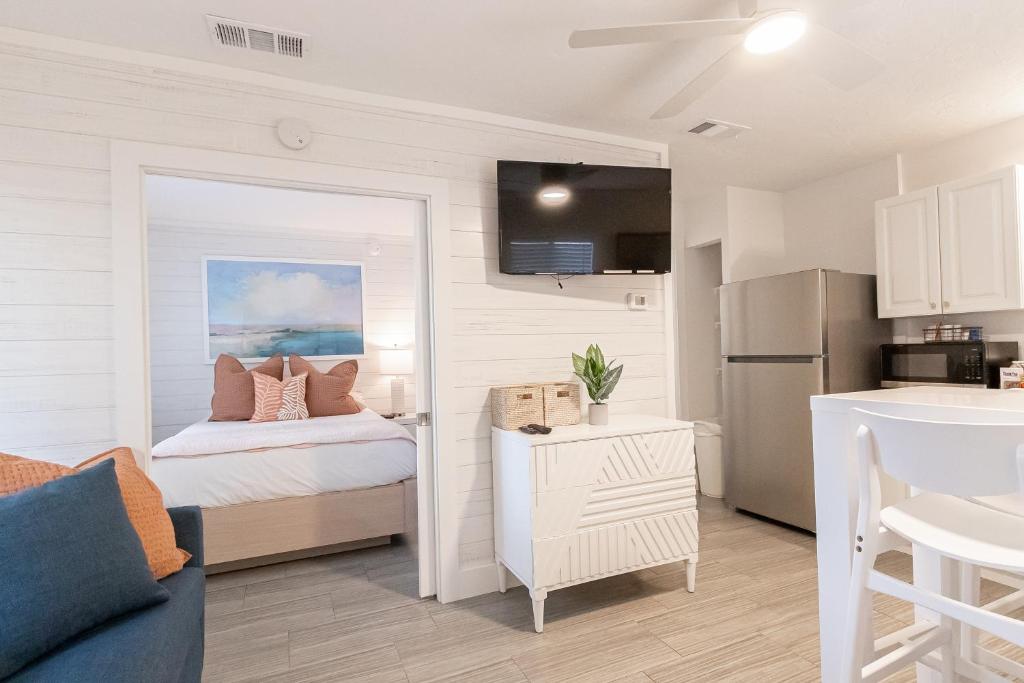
[492,415,698,632]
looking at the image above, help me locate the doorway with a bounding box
[111,142,454,599]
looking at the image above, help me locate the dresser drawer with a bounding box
[532,475,697,538]
[531,428,695,493]
[532,509,698,590]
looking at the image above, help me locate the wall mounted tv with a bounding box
[497,160,671,275]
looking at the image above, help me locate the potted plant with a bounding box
[572,344,623,426]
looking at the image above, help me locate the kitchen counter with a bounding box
[810,386,1024,682]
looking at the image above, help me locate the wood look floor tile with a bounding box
[330,570,423,620]
[646,632,819,683]
[202,632,290,683]
[289,602,436,668]
[398,625,536,683]
[264,644,407,683]
[205,562,290,590]
[205,586,245,618]
[242,566,368,610]
[206,595,336,647]
[514,621,682,683]
[419,659,528,683]
[198,497,937,681]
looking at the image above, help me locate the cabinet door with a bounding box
[938,166,1023,313]
[875,187,942,318]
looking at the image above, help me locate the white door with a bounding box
[875,187,942,318]
[938,166,1023,314]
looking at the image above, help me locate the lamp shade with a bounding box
[379,348,414,375]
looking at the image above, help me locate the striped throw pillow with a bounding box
[251,372,309,422]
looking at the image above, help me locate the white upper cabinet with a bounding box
[938,166,1023,314]
[875,187,942,318]
[875,165,1024,318]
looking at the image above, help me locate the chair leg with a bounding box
[959,563,980,666]
[841,543,878,682]
[938,556,959,682]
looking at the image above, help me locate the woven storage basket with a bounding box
[490,384,544,430]
[542,383,580,426]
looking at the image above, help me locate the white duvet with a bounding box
[149,410,417,508]
[151,409,413,458]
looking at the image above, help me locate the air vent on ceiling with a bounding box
[206,15,307,58]
[687,119,750,139]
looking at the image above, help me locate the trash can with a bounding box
[694,418,724,498]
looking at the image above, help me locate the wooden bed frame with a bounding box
[202,477,417,572]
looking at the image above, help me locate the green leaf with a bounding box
[571,353,587,376]
[596,364,623,402]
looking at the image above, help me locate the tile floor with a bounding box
[202,497,1021,682]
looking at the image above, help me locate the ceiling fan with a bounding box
[568,0,883,119]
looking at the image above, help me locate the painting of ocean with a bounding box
[203,257,365,362]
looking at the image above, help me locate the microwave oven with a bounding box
[880,342,1018,389]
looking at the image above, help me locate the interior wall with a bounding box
[684,242,722,421]
[145,178,419,443]
[0,38,668,600]
[781,157,900,276]
[722,186,786,283]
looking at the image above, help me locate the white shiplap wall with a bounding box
[0,38,668,598]
[147,220,416,443]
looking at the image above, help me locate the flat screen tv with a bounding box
[497,160,671,275]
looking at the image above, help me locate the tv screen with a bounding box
[497,161,671,275]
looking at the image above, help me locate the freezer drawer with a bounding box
[720,270,825,357]
[722,356,822,531]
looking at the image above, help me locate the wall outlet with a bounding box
[627,293,650,310]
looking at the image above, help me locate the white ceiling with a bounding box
[4,0,1024,190]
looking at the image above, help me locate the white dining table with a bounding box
[811,386,1024,682]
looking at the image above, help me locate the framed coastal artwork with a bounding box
[202,256,366,363]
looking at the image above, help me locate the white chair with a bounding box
[841,409,1024,682]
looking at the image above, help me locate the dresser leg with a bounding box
[686,559,697,593]
[530,589,546,633]
[496,562,507,593]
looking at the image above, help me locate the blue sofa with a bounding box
[5,507,206,682]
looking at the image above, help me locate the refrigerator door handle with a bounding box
[725,355,819,364]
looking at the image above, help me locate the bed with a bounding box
[150,410,417,570]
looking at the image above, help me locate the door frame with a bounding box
[110,141,454,599]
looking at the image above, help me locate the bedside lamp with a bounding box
[379,346,414,416]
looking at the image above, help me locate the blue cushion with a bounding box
[0,460,169,679]
[5,567,205,683]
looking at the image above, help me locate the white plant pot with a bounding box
[589,403,609,426]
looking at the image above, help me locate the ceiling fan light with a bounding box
[743,11,807,54]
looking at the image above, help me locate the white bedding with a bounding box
[150,439,417,508]
[151,409,413,458]
[150,410,417,508]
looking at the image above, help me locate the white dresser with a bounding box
[491,415,698,632]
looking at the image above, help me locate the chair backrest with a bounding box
[852,408,1024,498]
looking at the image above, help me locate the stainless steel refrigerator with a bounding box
[720,269,892,532]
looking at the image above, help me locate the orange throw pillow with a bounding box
[251,372,309,422]
[289,355,361,417]
[210,354,284,421]
[0,454,73,496]
[76,448,190,579]
[0,449,190,579]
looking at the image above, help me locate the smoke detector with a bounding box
[206,15,307,58]
[686,119,751,139]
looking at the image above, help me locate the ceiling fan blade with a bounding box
[651,43,746,119]
[569,18,755,49]
[802,23,883,90]
[737,0,759,18]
